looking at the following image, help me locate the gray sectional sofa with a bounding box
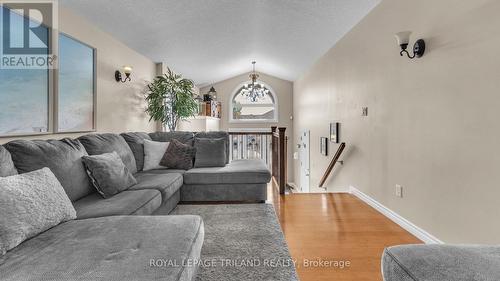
[382,244,500,281]
[0,131,271,281]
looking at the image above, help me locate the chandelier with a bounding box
[240,61,269,102]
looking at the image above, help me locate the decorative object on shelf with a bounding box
[241,61,270,102]
[232,101,242,119]
[145,67,198,131]
[320,137,328,156]
[199,101,221,118]
[194,94,204,114]
[330,122,339,143]
[203,92,212,102]
[395,31,425,59]
[115,65,132,83]
[207,86,217,101]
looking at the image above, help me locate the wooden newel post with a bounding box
[278,127,286,194]
[271,126,278,180]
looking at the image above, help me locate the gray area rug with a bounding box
[172,204,299,281]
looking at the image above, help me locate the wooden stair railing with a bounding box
[271,126,287,194]
[318,142,346,188]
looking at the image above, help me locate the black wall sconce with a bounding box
[395,31,425,59]
[115,66,132,83]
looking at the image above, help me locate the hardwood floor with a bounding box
[269,187,421,281]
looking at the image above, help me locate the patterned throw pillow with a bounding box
[0,168,76,255]
[160,139,196,170]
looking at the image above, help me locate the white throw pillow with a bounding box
[143,139,170,171]
[0,168,76,255]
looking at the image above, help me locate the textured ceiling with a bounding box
[61,0,380,85]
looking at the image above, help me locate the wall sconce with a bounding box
[115,66,132,82]
[395,31,425,59]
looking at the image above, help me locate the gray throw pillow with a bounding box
[81,152,137,198]
[0,146,17,177]
[0,168,76,255]
[143,139,170,171]
[160,139,196,170]
[194,138,227,167]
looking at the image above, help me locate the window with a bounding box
[0,7,49,135]
[57,34,96,132]
[230,82,278,122]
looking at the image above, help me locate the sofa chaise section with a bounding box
[123,131,272,202]
[382,244,500,281]
[0,215,204,281]
[182,159,271,202]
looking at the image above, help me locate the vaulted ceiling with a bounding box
[61,0,380,86]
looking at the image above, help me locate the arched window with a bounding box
[229,82,278,123]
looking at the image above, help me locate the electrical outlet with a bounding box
[395,184,403,198]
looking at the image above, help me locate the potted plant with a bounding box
[145,68,199,131]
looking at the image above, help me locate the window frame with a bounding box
[228,81,279,124]
[0,7,53,137]
[0,21,97,137]
[54,32,97,133]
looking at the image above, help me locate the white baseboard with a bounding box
[349,186,443,244]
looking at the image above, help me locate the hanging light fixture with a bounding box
[240,61,269,102]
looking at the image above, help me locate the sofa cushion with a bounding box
[160,139,196,170]
[0,215,204,281]
[181,183,267,202]
[131,171,183,203]
[0,146,17,177]
[143,139,169,171]
[194,138,226,168]
[149,131,195,145]
[382,244,500,281]
[78,133,137,174]
[4,139,94,202]
[194,131,230,163]
[138,168,186,175]
[73,189,161,219]
[82,152,137,198]
[120,132,152,171]
[184,159,271,185]
[0,168,76,255]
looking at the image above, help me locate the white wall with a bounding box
[1,6,157,144]
[200,72,294,182]
[293,0,500,243]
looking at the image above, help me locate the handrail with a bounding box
[318,142,345,188]
[228,131,272,168]
[228,131,273,135]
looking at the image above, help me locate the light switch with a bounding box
[362,107,368,116]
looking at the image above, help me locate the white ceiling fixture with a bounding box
[60,0,380,86]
